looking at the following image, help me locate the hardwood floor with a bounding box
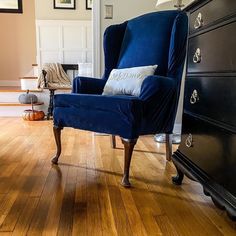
[0,118,235,236]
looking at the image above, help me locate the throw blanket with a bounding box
[37,63,71,89]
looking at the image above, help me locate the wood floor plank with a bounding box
[57,166,77,236]
[94,139,118,236]
[26,165,69,235]
[155,214,180,236]
[98,137,134,236]
[85,134,103,236]
[42,166,68,236]
[12,197,39,236]
[0,177,36,231]
[71,132,88,236]
[72,168,87,236]
[115,140,163,236]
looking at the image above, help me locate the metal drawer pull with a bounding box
[185,134,193,148]
[194,12,203,29]
[193,48,201,64]
[190,89,199,104]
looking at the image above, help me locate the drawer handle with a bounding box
[185,134,193,148]
[193,48,201,64]
[194,12,203,29]
[190,89,199,104]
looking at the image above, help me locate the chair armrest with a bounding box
[138,75,178,133]
[139,75,176,101]
[72,76,106,94]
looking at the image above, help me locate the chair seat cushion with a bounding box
[53,94,143,139]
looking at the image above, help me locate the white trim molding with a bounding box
[92,0,101,78]
[36,20,92,68]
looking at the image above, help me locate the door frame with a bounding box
[92,0,101,78]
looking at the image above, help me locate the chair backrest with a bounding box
[118,10,188,80]
[103,10,188,87]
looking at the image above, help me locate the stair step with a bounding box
[22,76,38,79]
[0,86,42,93]
[0,102,44,117]
[0,102,44,107]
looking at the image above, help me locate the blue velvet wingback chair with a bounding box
[52,10,188,187]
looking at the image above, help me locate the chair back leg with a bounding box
[165,134,173,161]
[121,138,137,187]
[111,135,116,149]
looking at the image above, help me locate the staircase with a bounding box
[0,64,72,117]
[0,64,42,117]
[0,86,45,117]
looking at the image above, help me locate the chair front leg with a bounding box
[51,126,63,164]
[121,138,137,188]
[165,133,173,161]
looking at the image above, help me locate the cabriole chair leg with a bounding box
[51,126,63,164]
[166,133,173,161]
[121,138,137,188]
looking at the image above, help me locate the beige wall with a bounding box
[0,0,36,83]
[35,0,91,20]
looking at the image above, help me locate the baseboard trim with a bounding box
[0,80,20,87]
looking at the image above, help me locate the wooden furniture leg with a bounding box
[172,165,184,185]
[166,133,173,161]
[47,89,56,120]
[111,135,116,149]
[121,138,137,188]
[51,126,63,164]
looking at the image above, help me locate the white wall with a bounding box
[35,0,91,20]
[100,0,157,29]
[99,0,157,75]
[155,0,193,11]
[35,0,92,74]
[36,20,92,67]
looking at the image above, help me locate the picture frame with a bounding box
[54,0,76,10]
[86,0,92,10]
[0,0,23,13]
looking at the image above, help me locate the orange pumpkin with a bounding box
[22,110,45,121]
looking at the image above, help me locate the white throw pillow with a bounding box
[102,65,158,96]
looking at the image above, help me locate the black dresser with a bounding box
[172,0,236,220]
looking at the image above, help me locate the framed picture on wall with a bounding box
[86,0,92,10]
[54,0,76,10]
[0,0,23,13]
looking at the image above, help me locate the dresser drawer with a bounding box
[179,113,236,195]
[187,21,236,74]
[189,0,236,33]
[184,76,236,128]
